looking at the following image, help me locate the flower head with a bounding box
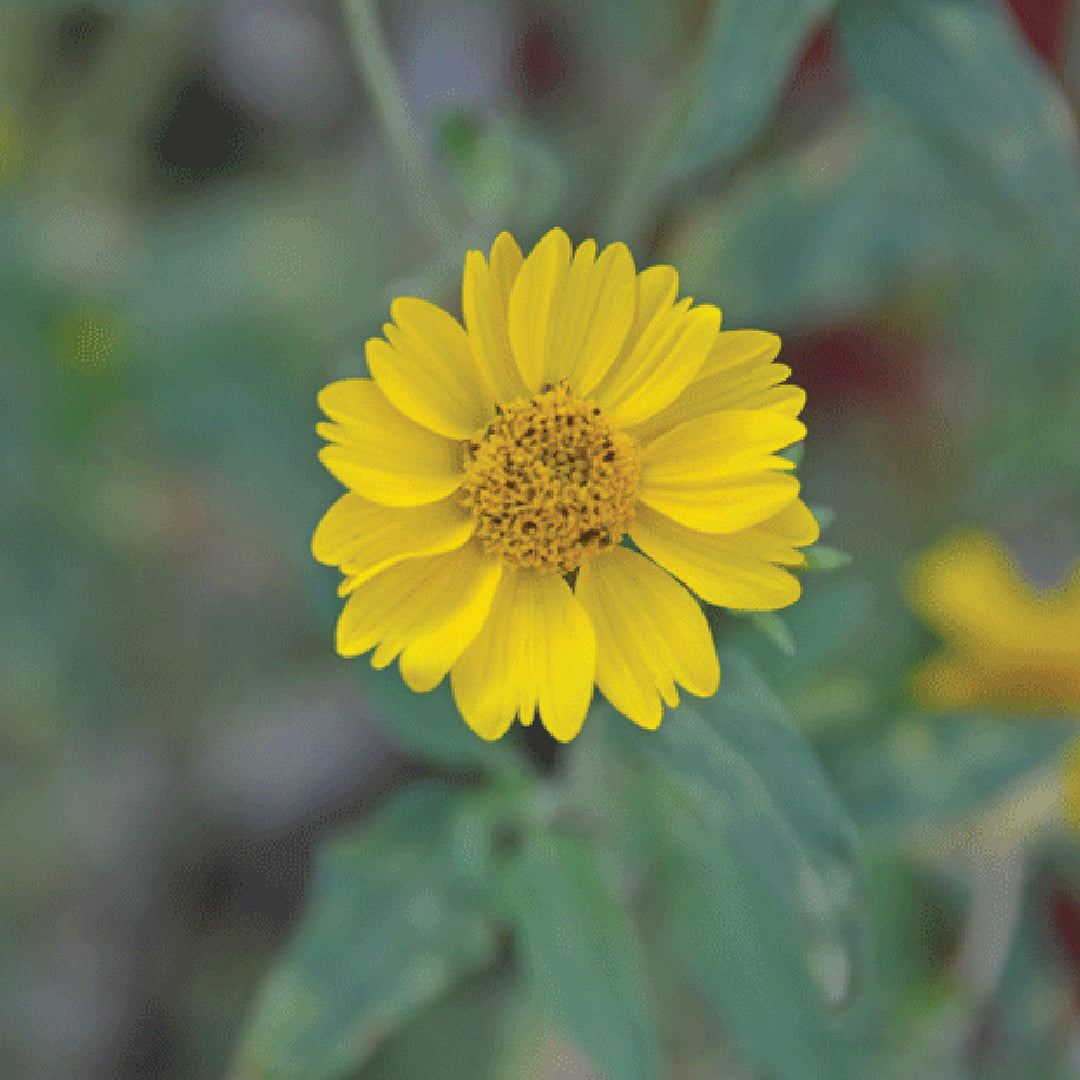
[905,528,1080,712]
[313,228,817,741]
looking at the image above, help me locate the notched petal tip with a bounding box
[576,547,718,733]
[450,569,595,744]
[368,297,492,439]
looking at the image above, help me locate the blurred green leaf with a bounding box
[803,543,853,572]
[741,579,875,688]
[669,109,970,328]
[445,116,567,237]
[746,609,797,655]
[607,0,836,241]
[833,0,1080,506]
[782,440,806,467]
[501,833,661,1080]
[231,783,498,1080]
[659,806,858,1080]
[829,714,1076,834]
[619,649,865,1075]
[361,667,522,775]
[130,176,398,347]
[836,0,1080,255]
[665,0,835,181]
[359,967,518,1080]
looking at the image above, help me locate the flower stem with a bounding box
[342,0,462,244]
[601,90,683,252]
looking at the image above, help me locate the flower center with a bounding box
[461,382,639,574]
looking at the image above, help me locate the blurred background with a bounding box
[3,0,1080,1077]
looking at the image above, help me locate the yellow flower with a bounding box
[905,528,1080,712]
[313,228,817,741]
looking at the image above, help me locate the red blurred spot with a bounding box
[787,23,845,103]
[784,324,926,415]
[799,24,833,78]
[1004,0,1069,65]
[514,9,572,101]
[1047,885,1080,997]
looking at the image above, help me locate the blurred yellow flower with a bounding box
[906,528,1080,837]
[313,228,816,742]
[905,529,1080,713]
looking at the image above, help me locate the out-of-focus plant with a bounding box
[232,0,1080,1074]
[4,0,1080,1077]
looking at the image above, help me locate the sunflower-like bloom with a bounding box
[313,228,818,741]
[905,529,1080,713]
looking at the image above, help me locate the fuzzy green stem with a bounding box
[343,0,461,243]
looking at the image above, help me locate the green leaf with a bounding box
[803,543,853,572]
[659,806,858,1080]
[618,650,866,1076]
[664,0,836,183]
[606,0,837,242]
[780,439,805,468]
[361,666,521,774]
[501,833,661,1080]
[831,0,1080,473]
[738,579,875,688]
[747,609,796,655]
[828,714,1076,834]
[836,0,1080,255]
[719,648,861,875]
[445,116,566,237]
[668,108,972,329]
[359,967,518,1080]
[231,784,498,1080]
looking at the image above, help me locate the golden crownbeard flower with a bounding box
[905,528,1080,713]
[905,528,1080,838]
[313,228,818,742]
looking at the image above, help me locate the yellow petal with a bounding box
[907,652,983,711]
[576,547,719,730]
[697,329,782,379]
[549,239,637,396]
[505,230,637,395]
[635,410,804,533]
[629,265,680,343]
[754,499,821,555]
[463,232,529,403]
[593,298,722,428]
[338,573,361,597]
[507,227,573,392]
[755,384,807,418]
[638,473,799,534]
[312,493,473,584]
[451,569,596,742]
[316,379,464,506]
[632,364,804,442]
[631,504,806,609]
[397,550,503,692]
[336,543,502,692]
[366,296,493,439]
[640,409,806,485]
[593,264,678,393]
[903,529,1052,653]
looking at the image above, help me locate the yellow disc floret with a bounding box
[462,382,639,574]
